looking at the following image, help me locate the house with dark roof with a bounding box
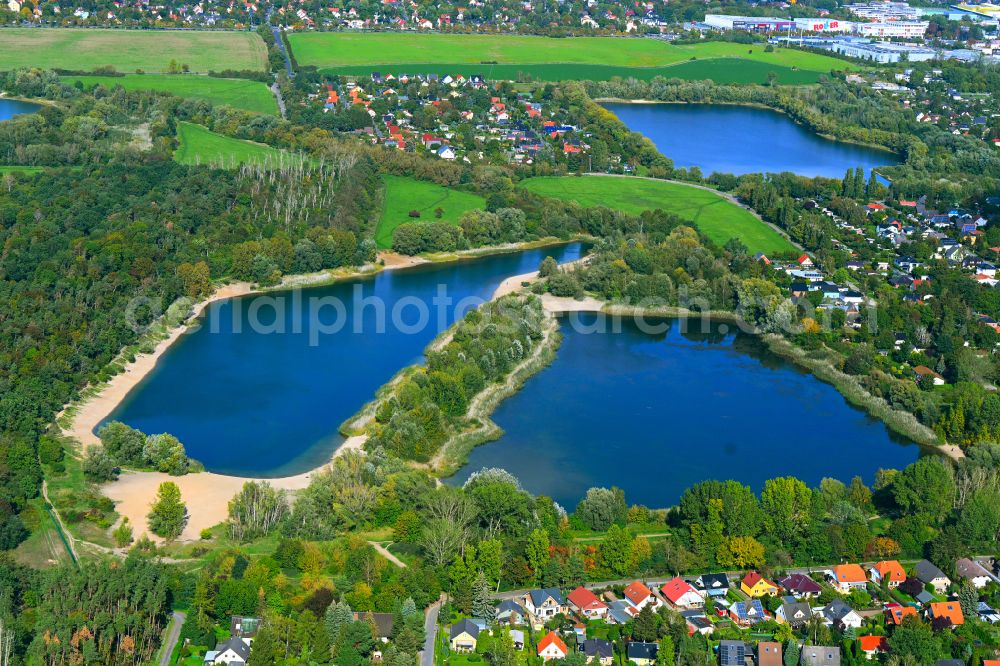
[354,612,394,640]
[718,640,747,666]
[914,560,951,592]
[729,599,766,626]
[955,558,999,588]
[606,600,634,625]
[520,588,567,621]
[205,636,251,665]
[800,645,840,666]
[449,619,480,651]
[779,573,822,599]
[693,572,728,597]
[496,600,527,624]
[777,600,813,627]
[580,638,613,665]
[626,641,657,666]
[820,599,862,630]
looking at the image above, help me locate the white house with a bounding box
[955,558,1000,589]
[622,581,660,612]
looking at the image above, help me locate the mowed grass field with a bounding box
[64,75,278,115]
[174,122,306,169]
[0,28,267,73]
[520,176,795,254]
[376,175,485,248]
[289,33,855,83]
[321,59,824,85]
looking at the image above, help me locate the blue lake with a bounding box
[604,103,899,179]
[105,244,585,477]
[449,313,918,508]
[0,98,40,121]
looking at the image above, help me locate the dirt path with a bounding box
[369,541,407,568]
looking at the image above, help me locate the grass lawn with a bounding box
[0,165,45,175]
[0,28,267,73]
[290,33,855,82]
[521,175,795,255]
[63,74,278,115]
[376,175,485,249]
[320,59,825,85]
[174,122,306,169]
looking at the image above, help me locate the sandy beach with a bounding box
[103,435,366,542]
[492,257,604,313]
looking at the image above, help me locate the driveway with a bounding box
[420,594,446,666]
[159,611,186,666]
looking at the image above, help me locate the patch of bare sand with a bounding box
[105,435,367,542]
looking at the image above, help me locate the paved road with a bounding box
[268,18,295,78]
[420,594,446,666]
[159,611,187,666]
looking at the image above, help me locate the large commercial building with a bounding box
[853,20,929,37]
[846,1,920,21]
[793,17,852,32]
[703,14,796,31]
[829,39,937,61]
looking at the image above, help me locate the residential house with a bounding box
[580,639,613,666]
[537,631,568,661]
[354,612,393,641]
[895,256,923,273]
[508,629,525,650]
[606,600,633,625]
[800,646,841,666]
[758,642,782,666]
[829,564,868,593]
[914,365,946,386]
[660,577,702,608]
[885,605,918,626]
[694,572,729,598]
[622,581,660,612]
[779,574,822,599]
[521,589,567,621]
[978,601,1000,624]
[869,561,906,589]
[955,558,999,588]
[858,636,888,659]
[204,616,260,665]
[777,600,813,627]
[436,145,456,160]
[449,620,480,652]
[626,642,658,666]
[496,600,527,625]
[718,640,747,666]
[568,587,608,619]
[915,560,951,593]
[741,571,778,597]
[729,599,766,626]
[797,254,815,267]
[205,637,250,665]
[821,599,862,630]
[928,602,965,627]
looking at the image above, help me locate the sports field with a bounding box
[0,28,267,73]
[320,59,824,85]
[174,122,305,169]
[520,176,795,254]
[289,33,854,83]
[64,75,278,115]
[376,175,485,248]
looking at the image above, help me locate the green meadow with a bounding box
[64,75,278,115]
[289,33,853,84]
[320,59,824,85]
[174,122,305,169]
[376,175,486,249]
[520,175,796,255]
[0,28,267,73]
[0,166,45,175]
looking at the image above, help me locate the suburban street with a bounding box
[420,594,446,666]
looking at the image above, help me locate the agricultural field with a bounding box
[174,122,305,169]
[520,175,796,254]
[64,74,279,115]
[322,59,824,85]
[376,175,486,249]
[289,33,855,83]
[0,28,267,73]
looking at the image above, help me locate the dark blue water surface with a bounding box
[604,103,899,179]
[0,98,40,121]
[449,314,917,508]
[105,244,585,476]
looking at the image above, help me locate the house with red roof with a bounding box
[858,636,888,657]
[885,605,918,626]
[567,587,608,620]
[622,581,660,612]
[928,602,965,627]
[740,572,778,598]
[660,577,702,608]
[829,564,868,593]
[537,631,568,661]
[869,561,906,589]
[796,254,814,268]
